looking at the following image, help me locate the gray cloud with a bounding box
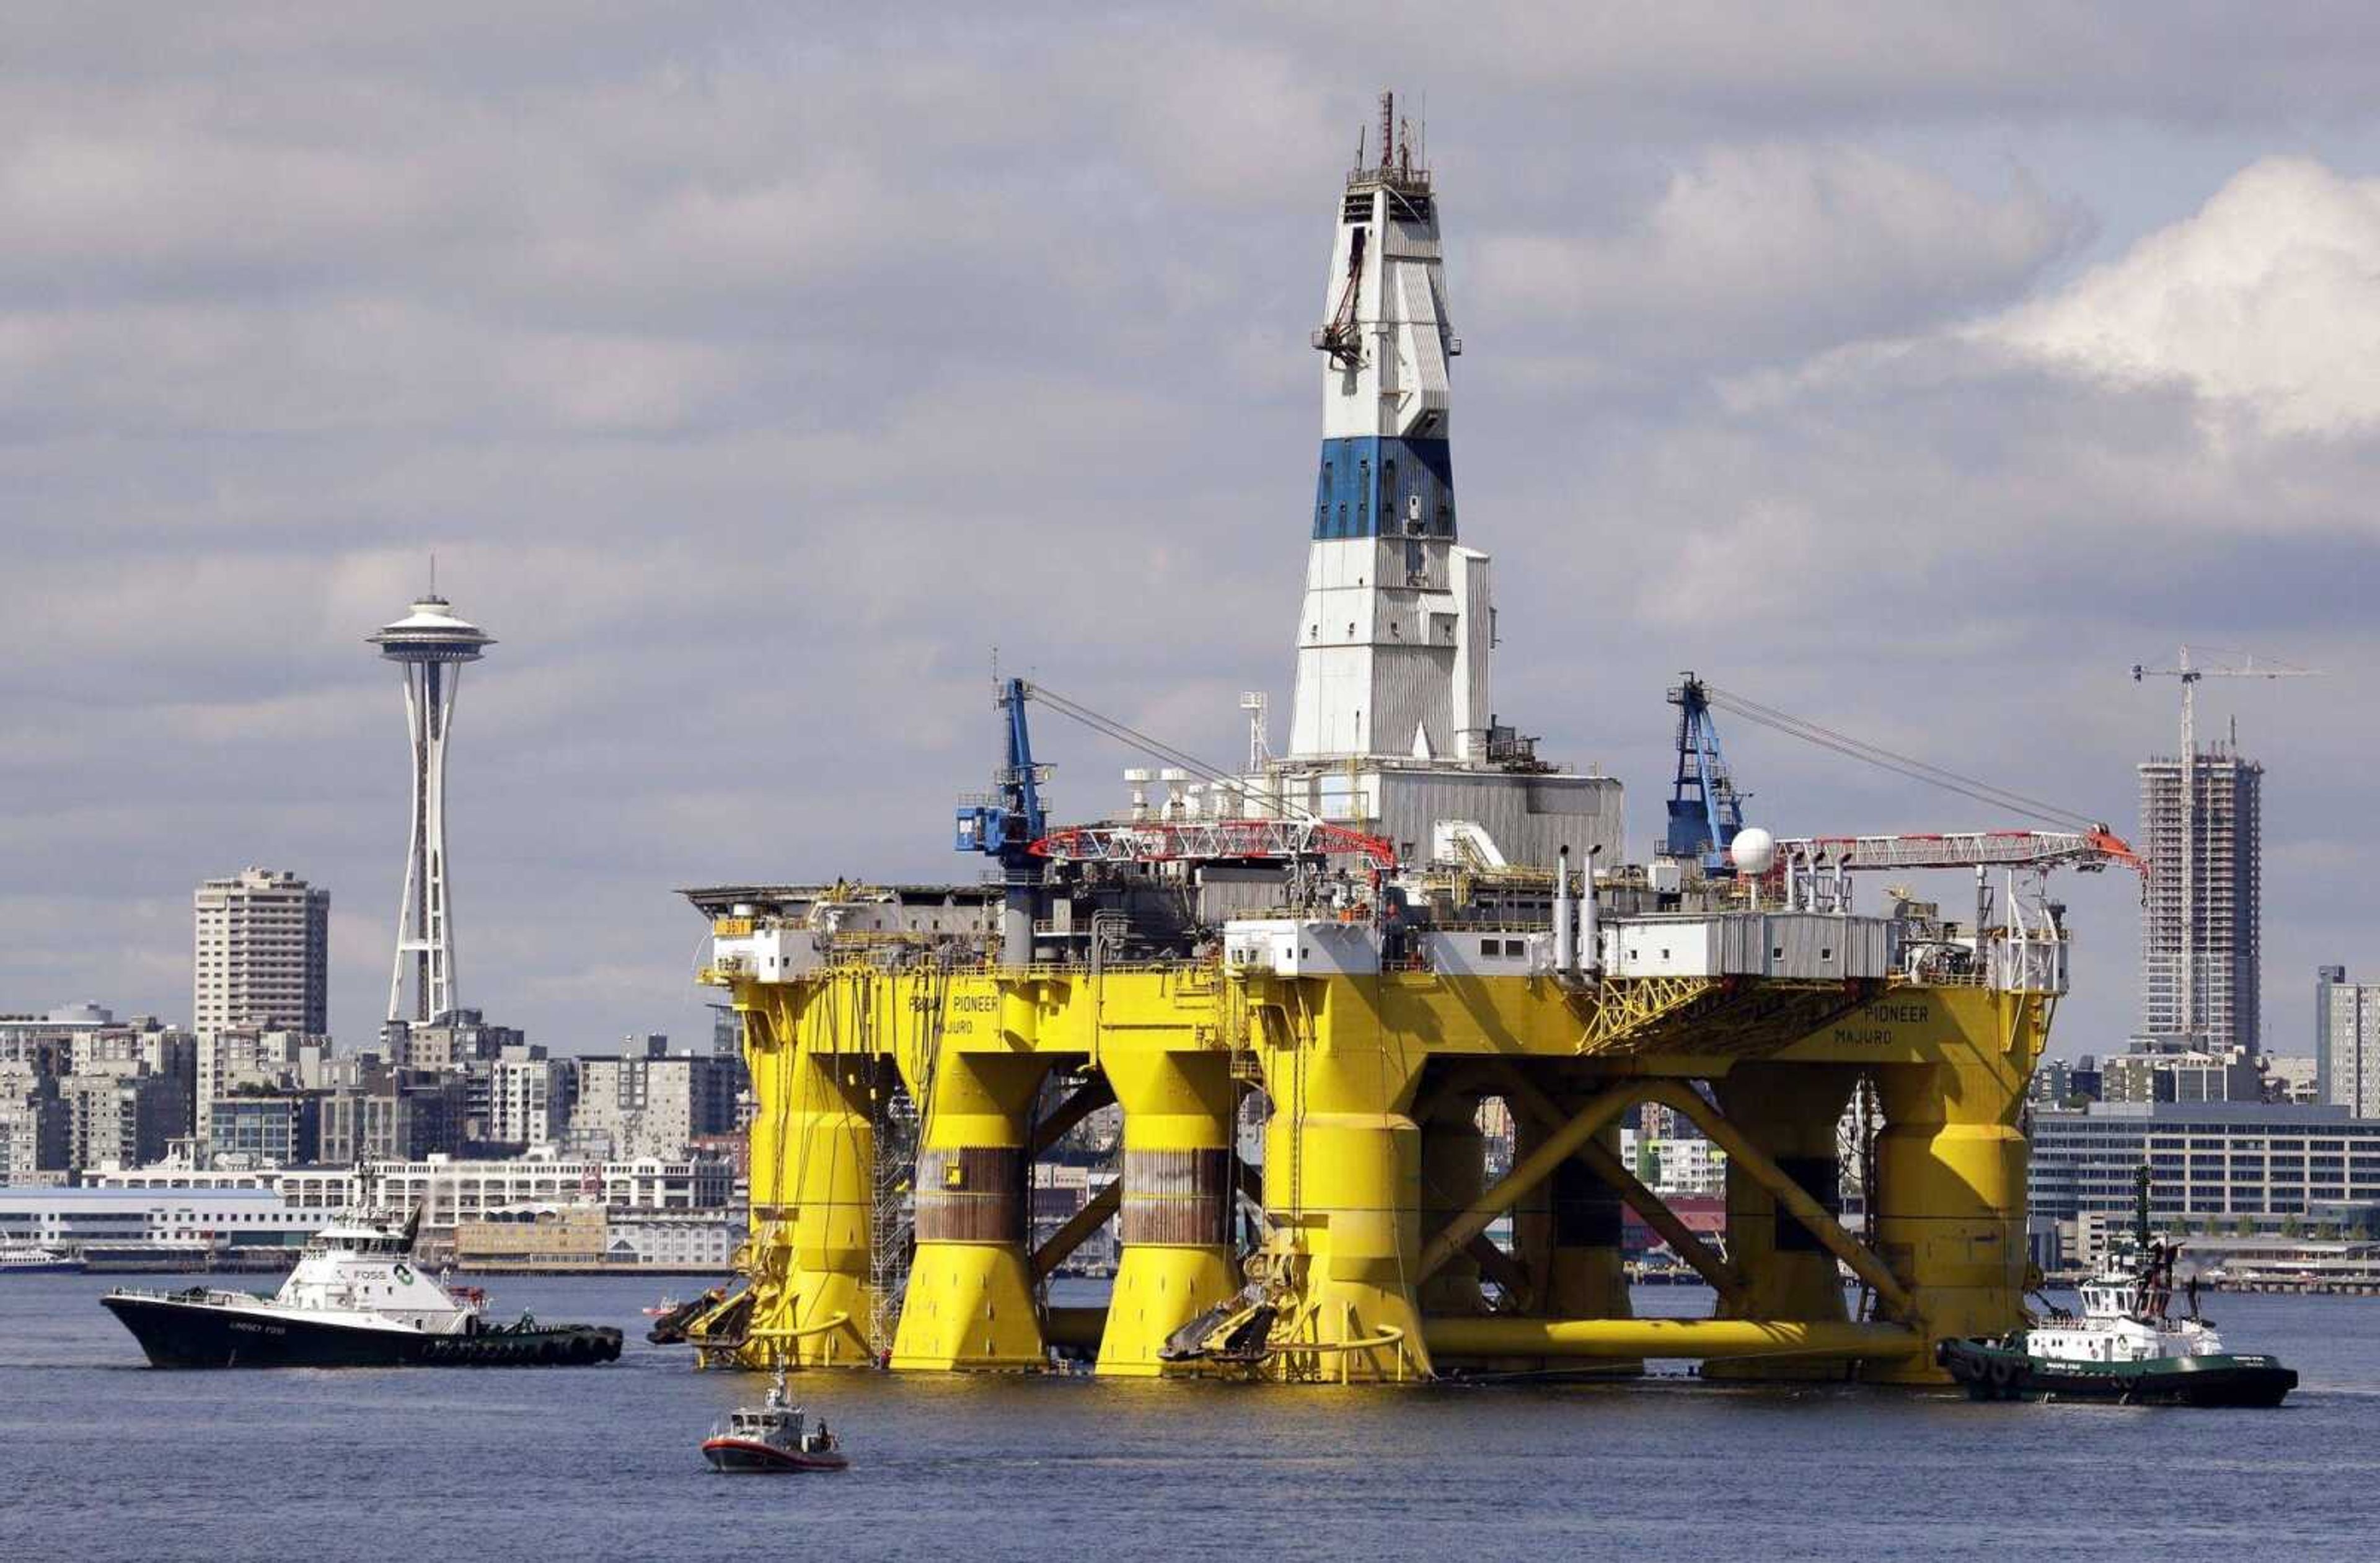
[5,6,2379,1057]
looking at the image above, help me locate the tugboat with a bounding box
[1939,1169,2296,1407]
[99,1209,622,1368]
[701,1370,848,1473]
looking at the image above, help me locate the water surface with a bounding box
[2,1275,2369,1561]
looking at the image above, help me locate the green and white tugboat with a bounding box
[1939,1169,2296,1407]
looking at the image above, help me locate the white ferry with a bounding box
[0,1243,82,1274]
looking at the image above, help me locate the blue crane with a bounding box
[955,677,1049,962]
[1664,672,1747,876]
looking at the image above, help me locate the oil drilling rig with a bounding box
[679,92,2135,1385]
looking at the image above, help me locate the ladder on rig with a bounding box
[867,1081,919,1360]
[866,954,947,1360]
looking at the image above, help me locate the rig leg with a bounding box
[739,993,876,1369]
[1706,1064,1856,1380]
[1258,998,1430,1383]
[1867,993,2043,1383]
[1097,1047,1240,1376]
[891,1052,1052,1371]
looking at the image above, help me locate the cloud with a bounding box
[5,5,2380,1064]
[1981,156,2380,438]
[1471,144,2086,371]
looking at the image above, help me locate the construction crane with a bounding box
[2130,645,2322,1038]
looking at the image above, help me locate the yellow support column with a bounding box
[1096,1047,1240,1376]
[737,987,876,1370]
[1867,992,2042,1383]
[1707,1063,1855,1381]
[890,1050,1052,1371]
[1256,978,1429,1383]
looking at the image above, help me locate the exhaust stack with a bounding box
[1553,845,1576,978]
[1580,846,1601,979]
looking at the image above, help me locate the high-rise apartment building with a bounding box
[2136,745,2262,1052]
[2317,965,2379,1117]
[193,868,330,1037]
[486,1048,576,1148]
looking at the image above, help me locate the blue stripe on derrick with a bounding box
[1312,436,1455,540]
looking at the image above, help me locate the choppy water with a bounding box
[1,1274,2372,1561]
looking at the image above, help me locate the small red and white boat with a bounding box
[701,1371,848,1474]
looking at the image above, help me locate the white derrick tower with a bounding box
[1287,90,1488,764]
[369,591,494,1023]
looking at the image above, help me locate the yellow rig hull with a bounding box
[701,961,2043,1386]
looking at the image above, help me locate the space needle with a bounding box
[368,588,494,1024]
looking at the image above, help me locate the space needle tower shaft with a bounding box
[368,591,494,1023]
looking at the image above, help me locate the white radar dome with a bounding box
[1729,827,1776,876]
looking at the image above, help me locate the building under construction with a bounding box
[678,95,2125,1385]
[2136,745,2262,1054]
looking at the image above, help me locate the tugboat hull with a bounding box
[1938,1338,2296,1407]
[102,1292,622,1369]
[104,1292,429,1367]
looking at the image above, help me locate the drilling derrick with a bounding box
[685,94,2070,1389]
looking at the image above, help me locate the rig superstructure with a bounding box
[682,94,2117,1385]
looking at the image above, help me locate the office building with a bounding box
[2030,1101,2380,1225]
[318,1077,466,1165]
[208,1093,323,1166]
[384,1008,524,1072]
[61,1073,185,1171]
[571,1039,738,1160]
[2100,1046,2261,1105]
[485,1049,576,1148]
[195,1027,330,1130]
[2316,966,2379,1116]
[0,1091,65,1181]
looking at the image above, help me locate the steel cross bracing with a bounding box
[1766,828,2142,874]
[1561,975,1883,1060]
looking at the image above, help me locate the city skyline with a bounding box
[2,11,2374,1057]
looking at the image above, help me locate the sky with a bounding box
[4,3,2378,1060]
